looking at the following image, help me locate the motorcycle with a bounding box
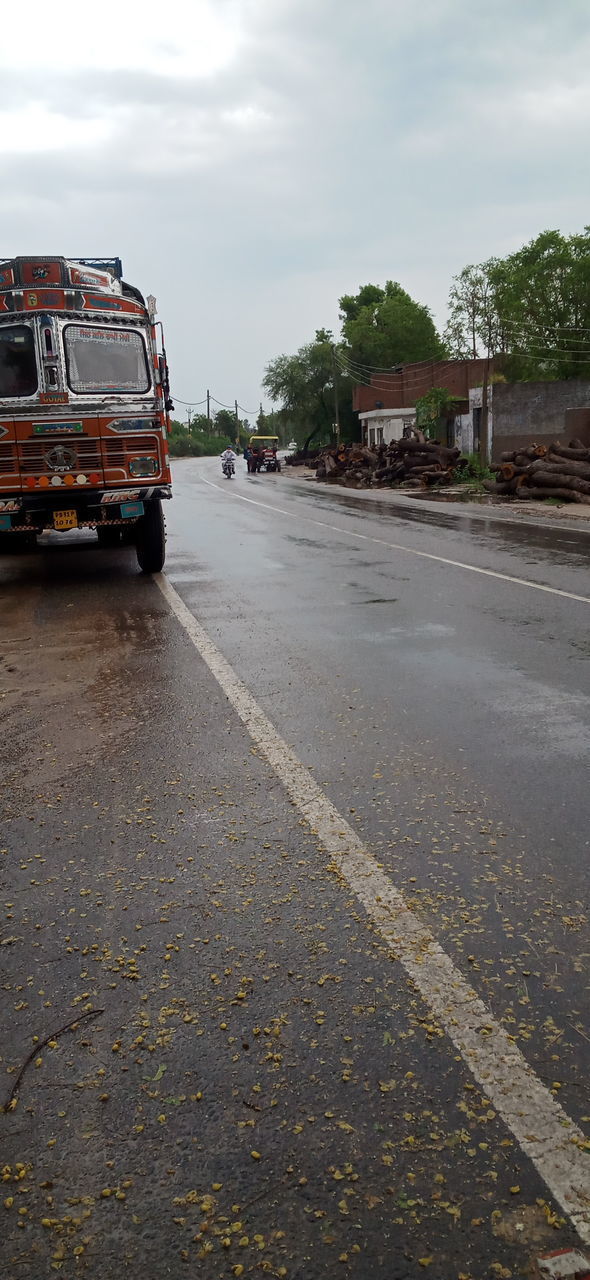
[222,457,235,479]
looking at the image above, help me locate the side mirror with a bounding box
[159,355,172,409]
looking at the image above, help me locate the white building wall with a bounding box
[359,408,416,447]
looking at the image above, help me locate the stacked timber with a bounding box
[484,439,590,504]
[315,438,467,489]
[285,447,322,467]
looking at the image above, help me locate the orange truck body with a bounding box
[0,256,172,546]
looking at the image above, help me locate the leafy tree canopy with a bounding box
[444,227,590,380]
[339,280,445,371]
[263,329,355,450]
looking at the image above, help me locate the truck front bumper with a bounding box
[0,485,172,533]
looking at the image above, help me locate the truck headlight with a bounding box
[129,457,158,477]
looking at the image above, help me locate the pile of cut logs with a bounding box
[285,446,322,467]
[315,438,467,489]
[484,438,590,504]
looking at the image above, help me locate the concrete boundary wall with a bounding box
[491,380,590,459]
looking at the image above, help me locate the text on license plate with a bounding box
[53,509,78,531]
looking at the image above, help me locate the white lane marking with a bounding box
[200,475,590,606]
[538,1248,590,1277]
[157,571,590,1243]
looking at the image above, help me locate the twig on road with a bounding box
[2,1008,104,1113]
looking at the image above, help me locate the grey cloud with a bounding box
[1,0,589,409]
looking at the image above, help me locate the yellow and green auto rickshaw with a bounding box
[248,435,281,473]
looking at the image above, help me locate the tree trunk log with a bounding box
[483,479,517,495]
[531,458,590,480]
[516,484,584,503]
[525,471,590,496]
[549,441,590,461]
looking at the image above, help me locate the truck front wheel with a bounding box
[135,499,166,573]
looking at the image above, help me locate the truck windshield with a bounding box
[64,324,150,394]
[0,325,37,397]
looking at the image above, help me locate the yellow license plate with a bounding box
[53,509,78,531]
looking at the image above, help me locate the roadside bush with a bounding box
[169,433,231,458]
[458,452,494,482]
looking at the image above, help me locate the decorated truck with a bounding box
[0,256,173,571]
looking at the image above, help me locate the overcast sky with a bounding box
[1,0,589,418]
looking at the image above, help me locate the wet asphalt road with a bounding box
[0,457,589,1280]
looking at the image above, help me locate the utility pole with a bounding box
[331,346,341,445]
[234,399,240,446]
[186,407,192,432]
[206,389,211,429]
[480,331,491,467]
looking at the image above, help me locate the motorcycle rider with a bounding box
[220,446,237,475]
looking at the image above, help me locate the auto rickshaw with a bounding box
[248,435,281,472]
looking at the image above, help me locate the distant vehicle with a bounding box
[248,434,281,473]
[0,256,173,571]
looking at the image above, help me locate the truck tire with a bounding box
[97,526,122,548]
[136,499,165,573]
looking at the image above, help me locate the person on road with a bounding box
[221,447,237,475]
[243,445,251,470]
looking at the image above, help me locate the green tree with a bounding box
[168,410,247,457]
[415,387,456,440]
[445,228,590,379]
[263,329,356,451]
[490,228,590,379]
[443,263,504,359]
[212,408,239,441]
[339,280,445,371]
[190,413,211,433]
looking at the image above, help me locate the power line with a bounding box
[171,395,208,407]
[335,353,470,394]
[495,336,590,356]
[170,393,260,414]
[497,316,590,337]
[337,345,590,397]
[211,396,259,416]
[502,348,590,362]
[336,351,473,384]
[210,395,237,410]
[336,349,454,374]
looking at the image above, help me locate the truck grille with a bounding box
[102,434,160,471]
[0,441,19,484]
[18,437,103,477]
[0,442,17,468]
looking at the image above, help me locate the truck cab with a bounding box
[0,256,173,571]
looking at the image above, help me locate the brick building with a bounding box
[352,358,493,451]
[352,359,590,458]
